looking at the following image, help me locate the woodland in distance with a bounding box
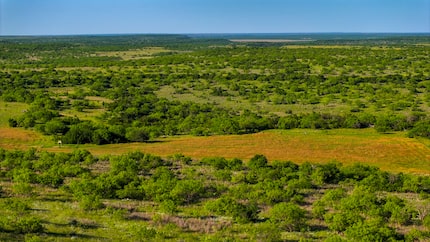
[0,33,429,241]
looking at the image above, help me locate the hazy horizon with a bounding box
[1,0,429,36]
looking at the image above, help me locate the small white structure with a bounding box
[58,140,62,148]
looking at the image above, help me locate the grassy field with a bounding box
[0,101,29,128]
[1,101,429,175]
[1,127,429,175]
[78,129,430,175]
[156,85,353,116]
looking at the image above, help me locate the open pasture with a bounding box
[1,127,428,174]
[81,129,430,175]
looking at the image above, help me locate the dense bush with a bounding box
[0,147,429,239]
[2,35,429,145]
[205,196,259,223]
[269,202,307,232]
[248,154,268,169]
[408,120,430,138]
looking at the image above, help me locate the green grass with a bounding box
[156,84,423,117]
[0,101,29,127]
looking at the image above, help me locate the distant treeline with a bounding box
[1,35,430,144]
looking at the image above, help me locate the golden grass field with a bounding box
[1,127,429,175]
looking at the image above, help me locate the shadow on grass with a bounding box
[40,195,73,203]
[127,212,151,221]
[145,140,167,144]
[0,230,104,241]
[44,231,104,240]
[68,219,102,229]
[44,219,102,230]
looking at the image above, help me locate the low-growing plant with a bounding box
[79,194,105,211]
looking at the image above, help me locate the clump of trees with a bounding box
[0,149,429,240]
[2,35,430,144]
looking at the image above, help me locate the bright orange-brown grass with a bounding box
[1,128,429,175]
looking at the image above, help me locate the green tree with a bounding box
[43,119,67,135]
[248,154,268,169]
[63,122,94,144]
[269,202,307,232]
[311,161,342,186]
[344,218,398,242]
[125,127,150,142]
[170,179,205,205]
[205,196,259,223]
[408,120,430,138]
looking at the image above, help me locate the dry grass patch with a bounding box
[41,129,430,175]
[0,127,49,149]
[1,126,428,175]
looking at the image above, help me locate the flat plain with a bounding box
[1,126,429,174]
[1,34,430,241]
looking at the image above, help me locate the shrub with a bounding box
[125,127,150,142]
[201,157,228,170]
[405,228,430,242]
[324,211,363,232]
[63,122,94,144]
[248,154,268,169]
[37,170,64,187]
[8,118,18,127]
[12,182,33,196]
[79,195,105,211]
[344,218,398,242]
[15,216,44,234]
[227,158,244,170]
[269,202,307,232]
[383,196,415,226]
[205,196,259,223]
[312,200,327,219]
[341,163,380,181]
[170,179,205,205]
[168,153,192,165]
[311,161,342,186]
[116,181,145,200]
[129,225,158,240]
[320,188,347,207]
[408,120,430,138]
[3,198,31,213]
[12,168,37,183]
[248,223,282,242]
[159,199,178,214]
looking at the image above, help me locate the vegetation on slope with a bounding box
[1,34,430,240]
[1,35,430,144]
[0,149,429,241]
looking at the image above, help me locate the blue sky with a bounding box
[1,0,429,35]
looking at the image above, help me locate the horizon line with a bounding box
[1,32,429,38]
